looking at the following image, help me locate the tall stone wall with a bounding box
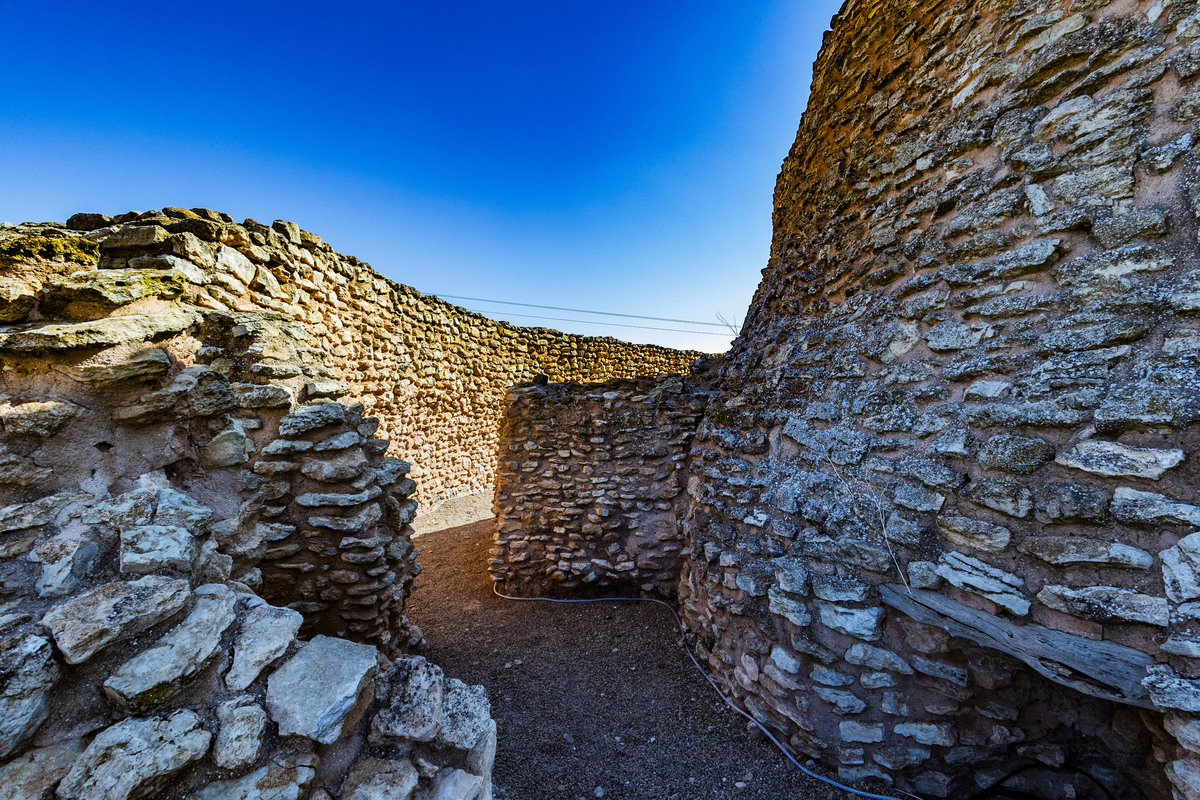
[6,208,705,504]
[491,373,712,598]
[492,0,1200,797]
[0,243,497,799]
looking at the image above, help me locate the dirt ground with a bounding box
[405,499,853,800]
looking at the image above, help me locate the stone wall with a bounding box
[491,0,1200,797]
[0,242,497,798]
[490,373,713,598]
[4,209,705,504]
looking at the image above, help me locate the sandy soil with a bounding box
[405,500,851,800]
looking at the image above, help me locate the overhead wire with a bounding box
[460,308,731,337]
[433,293,731,327]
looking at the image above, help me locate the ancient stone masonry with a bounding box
[0,230,497,798]
[0,210,702,505]
[491,373,714,598]
[492,0,1200,797]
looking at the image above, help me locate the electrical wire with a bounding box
[490,583,914,800]
[461,308,732,337]
[435,293,730,327]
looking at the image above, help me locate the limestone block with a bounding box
[58,348,172,384]
[104,583,238,711]
[0,491,89,533]
[40,268,187,316]
[31,535,99,597]
[0,308,197,352]
[427,768,486,800]
[0,633,58,758]
[266,635,378,743]
[203,418,254,468]
[1037,585,1168,627]
[57,710,211,800]
[225,596,303,692]
[434,678,493,750]
[934,552,1029,616]
[278,403,346,436]
[41,575,190,664]
[1018,537,1152,570]
[0,277,37,322]
[816,602,885,640]
[111,365,234,424]
[119,524,196,574]
[936,514,1011,553]
[371,655,445,742]
[214,696,267,770]
[0,739,86,800]
[1113,488,1200,527]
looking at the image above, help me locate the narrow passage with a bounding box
[406,498,847,800]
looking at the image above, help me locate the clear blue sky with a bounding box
[0,1,842,352]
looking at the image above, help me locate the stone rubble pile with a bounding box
[0,222,499,797]
[491,0,1200,797]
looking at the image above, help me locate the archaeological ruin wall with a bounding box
[11,208,704,504]
[0,237,499,799]
[491,372,713,598]
[491,0,1200,797]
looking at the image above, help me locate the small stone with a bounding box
[41,575,190,664]
[1056,440,1184,479]
[428,768,486,800]
[936,514,1011,553]
[816,602,885,640]
[231,382,295,409]
[845,643,912,674]
[111,365,233,425]
[1112,487,1200,527]
[103,584,238,711]
[839,721,884,744]
[215,245,256,284]
[119,524,196,574]
[935,552,1029,615]
[962,478,1032,518]
[895,722,955,747]
[0,633,59,758]
[202,418,254,468]
[1034,482,1109,523]
[1037,584,1168,627]
[1018,537,1151,570]
[435,677,492,750]
[978,434,1054,474]
[59,348,172,384]
[278,403,346,436]
[814,687,866,714]
[1144,665,1200,712]
[31,536,99,597]
[214,696,267,770]
[40,268,187,316]
[266,634,378,744]
[225,596,303,691]
[372,656,446,742]
[341,758,419,800]
[57,710,211,800]
[0,491,88,533]
[301,448,368,482]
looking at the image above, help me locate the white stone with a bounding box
[30,535,98,597]
[1112,487,1200,527]
[340,757,419,800]
[119,524,196,574]
[57,710,211,800]
[816,602,885,640]
[1057,440,1185,479]
[225,596,302,691]
[435,678,492,750]
[214,696,267,770]
[193,752,317,800]
[266,635,378,744]
[428,768,486,800]
[935,552,1029,615]
[372,656,445,742]
[103,584,237,711]
[0,633,58,758]
[41,575,190,664]
[839,721,884,743]
[895,722,955,746]
[0,739,86,800]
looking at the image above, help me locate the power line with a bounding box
[461,308,731,337]
[435,293,729,327]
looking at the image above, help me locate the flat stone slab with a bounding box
[104,584,237,711]
[41,575,190,664]
[57,710,211,800]
[0,739,87,800]
[193,752,316,800]
[0,633,59,758]
[225,596,302,692]
[266,634,378,743]
[0,308,197,351]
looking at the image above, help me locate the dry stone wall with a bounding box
[0,238,497,798]
[492,0,1200,797]
[491,373,713,598]
[8,207,703,505]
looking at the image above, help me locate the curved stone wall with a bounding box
[679,0,1200,797]
[4,209,705,504]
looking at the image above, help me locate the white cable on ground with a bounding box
[490,583,913,800]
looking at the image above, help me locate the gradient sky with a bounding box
[0,0,843,352]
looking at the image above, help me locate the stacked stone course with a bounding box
[491,0,1200,797]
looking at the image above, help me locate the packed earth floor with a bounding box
[407,496,848,800]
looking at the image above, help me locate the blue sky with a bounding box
[0,0,843,351]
